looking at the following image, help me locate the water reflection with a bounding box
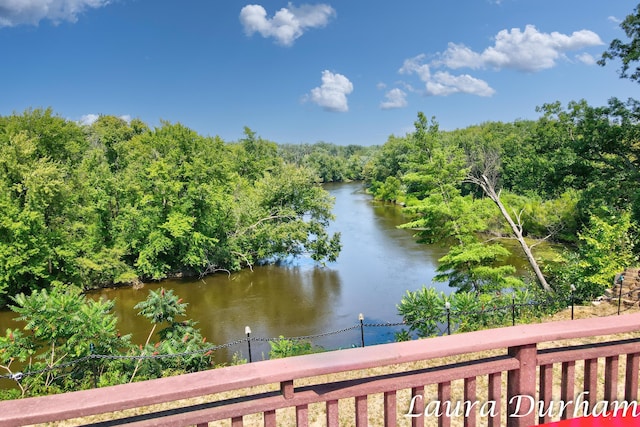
[0,182,449,363]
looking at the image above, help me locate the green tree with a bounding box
[363,135,410,194]
[465,150,553,292]
[225,164,341,269]
[234,127,280,183]
[578,212,636,298]
[377,176,401,203]
[599,3,640,83]
[129,288,213,381]
[110,122,234,279]
[546,211,637,302]
[0,285,130,397]
[435,243,525,293]
[397,286,553,338]
[397,286,446,338]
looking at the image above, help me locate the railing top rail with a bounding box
[2,313,640,426]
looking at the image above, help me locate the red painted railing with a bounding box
[1,313,640,426]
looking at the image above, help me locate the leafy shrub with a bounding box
[268,336,322,359]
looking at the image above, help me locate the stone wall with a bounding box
[608,267,640,306]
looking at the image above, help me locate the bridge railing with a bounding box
[1,313,640,426]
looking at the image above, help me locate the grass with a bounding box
[30,300,640,427]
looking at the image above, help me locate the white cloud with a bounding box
[399,55,495,97]
[307,70,353,112]
[78,113,131,126]
[439,43,483,69]
[380,88,407,109]
[0,0,111,27]
[427,71,495,97]
[240,3,335,47]
[441,25,604,72]
[575,52,597,65]
[395,24,603,99]
[79,113,99,125]
[399,54,431,81]
[608,16,622,25]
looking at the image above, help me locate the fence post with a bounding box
[507,343,537,427]
[359,313,365,348]
[511,295,516,326]
[445,301,451,335]
[245,326,252,363]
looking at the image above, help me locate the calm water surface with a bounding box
[0,182,450,362]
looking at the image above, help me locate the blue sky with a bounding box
[0,1,638,146]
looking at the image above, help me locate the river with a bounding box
[0,182,451,363]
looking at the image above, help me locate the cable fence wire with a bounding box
[0,292,636,384]
[251,324,362,343]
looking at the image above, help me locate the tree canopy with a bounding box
[0,110,342,305]
[599,3,640,83]
[365,102,639,299]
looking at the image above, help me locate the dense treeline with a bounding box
[2,100,638,307]
[277,141,374,182]
[366,101,639,303]
[4,3,640,399]
[389,3,640,321]
[0,111,341,306]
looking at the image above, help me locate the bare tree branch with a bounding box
[465,150,553,293]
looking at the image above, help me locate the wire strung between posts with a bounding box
[1,294,634,382]
[251,324,362,342]
[363,321,405,328]
[0,340,249,381]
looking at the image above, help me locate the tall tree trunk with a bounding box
[471,174,553,293]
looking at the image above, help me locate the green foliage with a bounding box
[393,329,412,342]
[578,212,635,290]
[364,135,410,192]
[400,194,494,244]
[599,3,640,83]
[364,97,640,298]
[268,336,321,359]
[0,110,342,303]
[278,141,373,183]
[135,287,186,323]
[0,285,130,397]
[377,176,402,203]
[546,211,637,302]
[235,127,280,183]
[130,288,213,379]
[519,190,580,242]
[397,287,446,338]
[397,285,559,338]
[226,163,341,268]
[435,243,525,293]
[0,287,218,397]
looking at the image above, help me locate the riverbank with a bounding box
[0,182,451,365]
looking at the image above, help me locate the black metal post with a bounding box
[359,313,365,348]
[445,302,451,335]
[511,295,516,326]
[90,342,97,388]
[618,276,624,315]
[245,326,252,363]
[570,285,575,320]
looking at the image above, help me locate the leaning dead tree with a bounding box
[465,151,553,293]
